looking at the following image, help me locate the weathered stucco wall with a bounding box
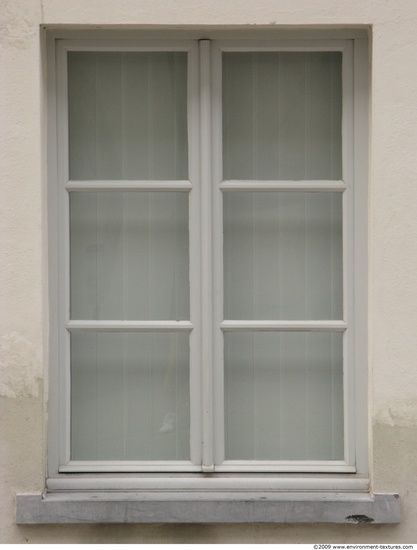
[1,0,417,542]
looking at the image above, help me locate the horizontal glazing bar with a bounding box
[67,320,194,332]
[220,320,347,332]
[219,181,347,192]
[66,180,193,191]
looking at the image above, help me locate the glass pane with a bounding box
[224,332,344,461]
[222,52,342,180]
[71,332,190,461]
[224,192,343,320]
[68,52,188,180]
[70,192,189,320]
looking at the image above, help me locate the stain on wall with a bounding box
[0,333,42,399]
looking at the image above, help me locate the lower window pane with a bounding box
[71,332,190,461]
[224,331,344,461]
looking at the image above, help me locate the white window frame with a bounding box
[46,29,369,493]
[54,38,202,475]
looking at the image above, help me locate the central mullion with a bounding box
[200,40,216,471]
[211,42,227,468]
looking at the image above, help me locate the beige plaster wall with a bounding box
[1,0,417,542]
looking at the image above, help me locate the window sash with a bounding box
[55,39,202,471]
[210,40,355,471]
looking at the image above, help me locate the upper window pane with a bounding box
[68,52,188,180]
[222,52,342,180]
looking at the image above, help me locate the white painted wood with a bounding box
[341,40,356,467]
[219,180,346,191]
[49,34,368,482]
[352,38,369,476]
[220,320,347,331]
[61,39,198,52]
[67,321,194,332]
[211,42,226,466]
[49,29,369,41]
[215,40,352,52]
[46,33,61,478]
[65,180,192,191]
[215,39,349,467]
[56,41,72,467]
[46,475,370,492]
[55,40,198,469]
[59,462,202,473]
[215,462,355,473]
[186,42,202,467]
[199,40,215,471]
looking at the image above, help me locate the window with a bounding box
[47,33,368,490]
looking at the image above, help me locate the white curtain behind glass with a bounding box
[67,51,190,461]
[224,192,343,320]
[68,52,188,180]
[70,192,189,321]
[223,52,342,180]
[71,332,190,461]
[224,332,344,460]
[222,52,344,462]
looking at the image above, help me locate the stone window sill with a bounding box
[16,492,400,524]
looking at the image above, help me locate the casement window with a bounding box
[47,33,369,491]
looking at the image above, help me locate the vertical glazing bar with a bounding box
[199,40,214,471]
